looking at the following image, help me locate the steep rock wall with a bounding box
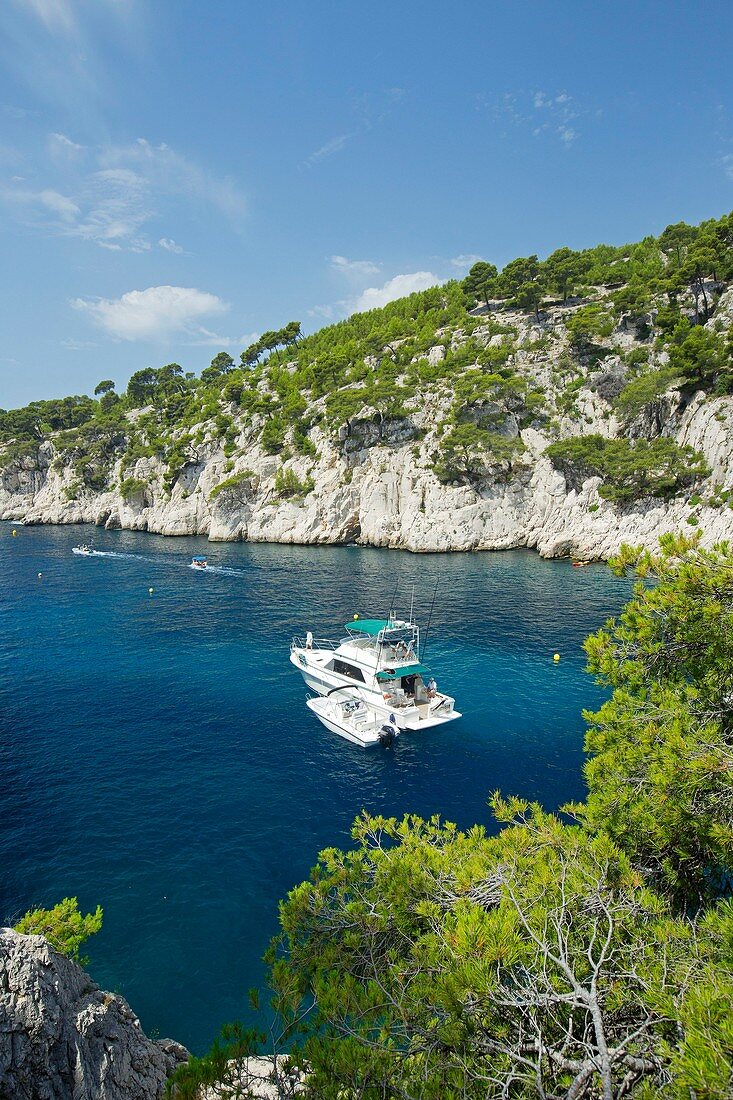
[0,927,188,1100]
[1,392,732,559]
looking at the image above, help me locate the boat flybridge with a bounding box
[290,615,461,731]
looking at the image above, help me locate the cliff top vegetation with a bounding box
[2,211,732,509]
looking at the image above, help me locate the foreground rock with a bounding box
[0,928,188,1100]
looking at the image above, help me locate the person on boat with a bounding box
[306,631,313,649]
[427,676,437,699]
[395,640,408,658]
[414,676,428,704]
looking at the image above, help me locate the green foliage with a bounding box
[615,366,682,421]
[580,534,733,905]
[15,897,103,964]
[462,261,498,308]
[261,416,287,454]
[545,434,709,502]
[274,466,314,498]
[267,801,731,1099]
[119,476,147,501]
[178,533,733,1098]
[433,423,524,482]
[208,470,253,501]
[566,303,615,358]
[667,324,733,393]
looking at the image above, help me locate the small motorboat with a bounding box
[571,560,591,568]
[72,544,93,556]
[306,695,399,748]
[191,556,208,570]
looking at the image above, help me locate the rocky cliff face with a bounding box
[0,928,188,1100]
[2,294,733,561]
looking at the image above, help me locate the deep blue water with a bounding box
[0,524,631,1053]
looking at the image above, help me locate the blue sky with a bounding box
[1,0,732,407]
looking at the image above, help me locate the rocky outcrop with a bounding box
[2,301,732,561]
[0,928,188,1100]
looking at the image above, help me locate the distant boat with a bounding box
[306,694,399,748]
[190,555,208,570]
[72,544,93,556]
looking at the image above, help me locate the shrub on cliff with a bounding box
[545,434,709,502]
[15,897,102,964]
[433,423,524,483]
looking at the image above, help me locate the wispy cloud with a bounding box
[14,0,76,35]
[184,327,259,349]
[99,138,247,223]
[303,133,352,168]
[330,254,381,277]
[73,285,228,342]
[0,133,247,251]
[486,89,586,147]
[450,253,483,272]
[353,271,439,313]
[302,86,408,169]
[2,0,137,129]
[531,90,581,145]
[48,131,84,155]
[307,303,337,322]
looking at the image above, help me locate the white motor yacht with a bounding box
[291,615,461,731]
[306,694,399,748]
[72,544,93,556]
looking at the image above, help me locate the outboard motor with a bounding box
[378,722,399,747]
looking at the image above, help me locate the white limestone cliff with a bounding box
[2,301,732,561]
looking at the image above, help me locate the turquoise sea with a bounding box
[0,524,631,1053]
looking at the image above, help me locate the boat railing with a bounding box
[291,635,341,652]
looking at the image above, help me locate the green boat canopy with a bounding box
[345,618,390,636]
[376,663,429,681]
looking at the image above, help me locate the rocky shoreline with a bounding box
[3,389,733,561]
[4,293,733,562]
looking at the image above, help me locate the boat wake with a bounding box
[190,564,246,577]
[74,548,246,575]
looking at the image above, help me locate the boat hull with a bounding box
[306,698,386,747]
[291,649,461,730]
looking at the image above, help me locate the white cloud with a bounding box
[353,272,439,313]
[100,138,247,223]
[38,188,79,221]
[491,89,584,147]
[159,237,184,254]
[184,327,259,349]
[450,253,483,271]
[15,0,76,34]
[1,133,246,252]
[48,131,84,155]
[330,254,381,277]
[307,304,337,321]
[303,133,351,168]
[73,285,228,342]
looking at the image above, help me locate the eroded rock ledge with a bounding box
[0,927,188,1100]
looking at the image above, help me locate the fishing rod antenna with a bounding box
[420,576,440,662]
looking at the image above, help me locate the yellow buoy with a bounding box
[12,529,17,536]
[553,653,560,662]
[353,613,359,620]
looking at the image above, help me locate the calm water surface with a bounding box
[0,524,630,1051]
